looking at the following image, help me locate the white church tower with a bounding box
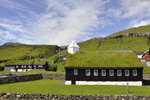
[67,40,79,54]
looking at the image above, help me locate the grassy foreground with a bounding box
[0,79,150,95]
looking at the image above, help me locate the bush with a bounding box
[53,56,59,64]
[58,59,66,65]
[0,66,4,71]
[49,64,57,71]
[18,55,34,60]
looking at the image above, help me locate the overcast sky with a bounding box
[0,0,150,46]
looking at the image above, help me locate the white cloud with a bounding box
[0,18,33,44]
[121,0,150,18]
[107,0,150,19]
[0,30,16,43]
[0,0,26,11]
[128,19,150,28]
[32,0,112,46]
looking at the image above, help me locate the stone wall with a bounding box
[0,74,65,84]
[0,93,150,100]
[0,74,42,84]
[42,73,65,80]
[143,73,150,80]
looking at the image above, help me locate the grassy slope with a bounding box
[0,79,150,95]
[109,25,150,36]
[0,44,58,60]
[79,36,149,52]
[66,51,142,67]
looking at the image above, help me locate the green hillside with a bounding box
[47,25,150,72]
[0,43,59,60]
[109,25,150,36]
[1,25,150,72]
[79,36,149,52]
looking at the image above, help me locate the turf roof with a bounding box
[5,59,47,65]
[5,60,34,65]
[66,51,142,67]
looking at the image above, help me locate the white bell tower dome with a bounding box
[67,40,79,54]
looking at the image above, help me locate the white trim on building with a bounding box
[65,81,142,86]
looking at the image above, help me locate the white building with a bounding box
[67,40,79,54]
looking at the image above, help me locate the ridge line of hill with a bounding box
[85,32,150,42]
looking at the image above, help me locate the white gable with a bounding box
[68,40,79,54]
[67,40,79,48]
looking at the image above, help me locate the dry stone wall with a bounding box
[143,73,150,80]
[0,93,150,100]
[0,73,65,84]
[42,73,65,80]
[0,74,42,84]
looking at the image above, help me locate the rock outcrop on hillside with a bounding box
[87,32,150,41]
[106,32,150,39]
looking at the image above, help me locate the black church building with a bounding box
[65,51,143,86]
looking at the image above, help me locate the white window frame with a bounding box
[133,70,137,76]
[38,65,43,67]
[16,65,18,68]
[93,69,98,76]
[125,70,130,76]
[74,69,78,75]
[101,70,106,76]
[117,70,122,76]
[21,65,24,68]
[109,70,114,76]
[86,69,90,76]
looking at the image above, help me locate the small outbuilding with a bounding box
[65,51,143,86]
[5,59,49,72]
[5,60,34,72]
[140,49,150,66]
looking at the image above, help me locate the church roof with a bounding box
[67,40,79,48]
[66,51,142,68]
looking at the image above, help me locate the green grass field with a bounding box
[0,79,150,95]
[0,70,65,75]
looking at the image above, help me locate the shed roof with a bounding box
[5,60,34,65]
[5,59,47,65]
[67,40,79,48]
[136,52,144,55]
[66,51,142,68]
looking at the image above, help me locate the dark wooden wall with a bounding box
[65,67,143,82]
